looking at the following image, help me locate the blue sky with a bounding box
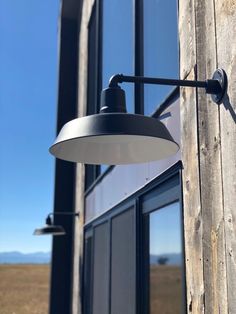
[0,0,61,253]
[0,0,179,254]
[150,202,181,255]
[102,0,178,116]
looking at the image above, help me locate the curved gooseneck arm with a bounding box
[46,212,79,225]
[108,69,227,105]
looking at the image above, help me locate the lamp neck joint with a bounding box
[109,74,124,87]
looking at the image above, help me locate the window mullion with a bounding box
[134,0,144,115]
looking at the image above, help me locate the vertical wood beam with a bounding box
[179,0,196,77]
[73,1,96,313]
[195,0,228,312]
[180,0,236,312]
[180,70,205,314]
[215,0,236,312]
[179,0,205,313]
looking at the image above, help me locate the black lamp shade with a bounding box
[33,224,66,236]
[49,113,179,165]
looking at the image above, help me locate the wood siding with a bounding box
[74,1,95,314]
[180,0,236,313]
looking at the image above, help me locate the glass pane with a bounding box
[101,0,134,171]
[102,0,134,113]
[86,6,99,187]
[144,0,179,115]
[87,7,97,116]
[100,164,109,174]
[149,202,183,314]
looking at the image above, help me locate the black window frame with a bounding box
[140,170,186,314]
[82,229,93,314]
[85,0,102,190]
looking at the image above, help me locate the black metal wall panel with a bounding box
[83,233,93,314]
[111,208,136,314]
[92,222,109,314]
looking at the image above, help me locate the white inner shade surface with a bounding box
[50,135,178,165]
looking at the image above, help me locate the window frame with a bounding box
[85,1,102,190]
[137,162,185,313]
[140,174,186,313]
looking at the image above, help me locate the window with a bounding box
[141,172,185,314]
[85,0,179,188]
[102,0,134,113]
[149,202,183,314]
[100,0,135,174]
[144,0,179,115]
[83,164,185,313]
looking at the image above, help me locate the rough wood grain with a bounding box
[72,164,85,314]
[215,0,236,312]
[180,68,205,313]
[179,0,196,77]
[72,1,96,313]
[195,0,228,312]
[179,1,205,312]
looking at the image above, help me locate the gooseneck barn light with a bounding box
[50,69,227,165]
[33,212,79,236]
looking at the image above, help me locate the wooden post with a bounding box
[195,0,228,312]
[73,1,96,314]
[179,1,205,312]
[215,0,236,312]
[180,0,236,312]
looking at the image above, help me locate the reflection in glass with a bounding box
[101,0,134,172]
[103,0,134,113]
[149,202,183,314]
[100,164,109,174]
[144,0,179,115]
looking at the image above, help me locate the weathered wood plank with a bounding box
[73,163,85,314]
[179,0,196,77]
[72,1,96,314]
[215,0,236,312]
[195,0,228,312]
[180,69,205,313]
[179,1,205,312]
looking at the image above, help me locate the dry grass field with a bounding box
[0,264,182,314]
[0,264,50,314]
[150,265,183,314]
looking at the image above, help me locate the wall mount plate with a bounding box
[211,68,227,104]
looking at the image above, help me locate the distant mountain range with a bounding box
[150,253,182,265]
[0,251,181,265]
[0,251,51,264]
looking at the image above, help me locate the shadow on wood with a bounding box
[222,94,236,123]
